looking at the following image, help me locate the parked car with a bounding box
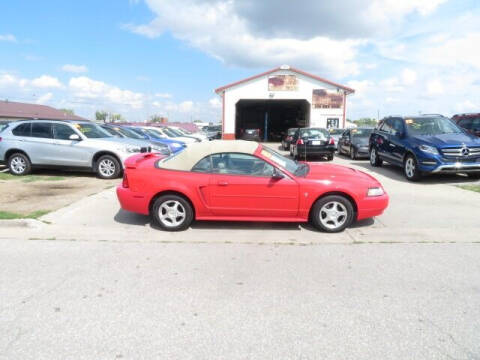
[281,128,298,150]
[452,113,480,137]
[328,128,345,150]
[126,126,186,153]
[100,124,170,155]
[142,126,200,144]
[167,126,207,142]
[241,128,262,142]
[290,128,336,161]
[369,115,480,181]
[202,125,222,140]
[337,128,373,160]
[0,120,154,179]
[117,140,388,233]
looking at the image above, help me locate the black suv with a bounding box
[452,113,480,137]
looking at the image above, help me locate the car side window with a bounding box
[31,122,53,139]
[380,119,393,133]
[211,153,274,177]
[12,122,32,137]
[191,156,212,173]
[473,118,480,130]
[458,119,472,130]
[54,123,77,140]
[391,119,404,135]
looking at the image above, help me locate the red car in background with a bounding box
[117,141,389,233]
[452,113,480,137]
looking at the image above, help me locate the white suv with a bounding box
[0,120,160,179]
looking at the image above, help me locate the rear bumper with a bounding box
[116,186,150,215]
[297,144,335,155]
[356,194,389,221]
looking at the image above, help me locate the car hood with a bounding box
[86,137,151,147]
[305,163,379,184]
[411,133,480,147]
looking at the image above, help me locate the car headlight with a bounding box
[170,143,182,148]
[119,145,142,153]
[367,187,384,197]
[419,144,439,155]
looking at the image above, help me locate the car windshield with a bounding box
[74,123,112,138]
[260,146,309,176]
[329,129,344,135]
[351,128,373,138]
[144,128,164,138]
[102,126,122,137]
[115,127,145,139]
[0,123,8,132]
[177,128,192,135]
[300,128,329,139]
[163,128,180,137]
[405,117,462,136]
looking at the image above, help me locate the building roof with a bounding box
[0,100,87,121]
[215,65,355,95]
[158,140,259,171]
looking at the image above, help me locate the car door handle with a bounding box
[218,181,229,186]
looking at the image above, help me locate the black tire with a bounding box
[96,155,121,179]
[8,153,32,176]
[327,153,334,161]
[152,194,194,231]
[350,146,357,160]
[369,147,383,167]
[468,173,480,179]
[311,195,355,233]
[404,155,422,182]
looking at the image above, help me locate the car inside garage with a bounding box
[235,99,310,142]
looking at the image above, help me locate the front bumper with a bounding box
[357,194,389,221]
[416,153,480,174]
[431,162,480,173]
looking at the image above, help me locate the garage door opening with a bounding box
[235,99,310,142]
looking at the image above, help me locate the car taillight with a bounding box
[296,139,304,145]
[329,138,335,145]
[376,137,383,145]
[122,173,129,188]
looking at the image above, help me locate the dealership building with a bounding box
[215,65,355,141]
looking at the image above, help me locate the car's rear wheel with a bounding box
[152,194,194,231]
[326,153,334,161]
[8,153,31,176]
[404,155,421,182]
[96,155,121,179]
[311,195,354,233]
[369,147,382,167]
[350,146,357,160]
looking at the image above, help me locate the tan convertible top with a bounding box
[158,140,260,171]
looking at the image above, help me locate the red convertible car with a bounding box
[117,141,388,232]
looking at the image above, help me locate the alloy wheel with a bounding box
[10,156,27,174]
[158,200,186,228]
[99,159,116,177]
[319,201,348,231]
[405,158,415,178]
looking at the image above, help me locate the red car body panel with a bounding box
[117,146,389,224]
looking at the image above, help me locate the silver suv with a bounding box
[0,120,161,179]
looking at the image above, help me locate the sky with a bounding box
[0,0,479,122]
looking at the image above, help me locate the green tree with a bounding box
[353,118,378,127]
[95,110,108,122]
[60,108,75,116]
[109,113,124,123]
[150,114,164,123]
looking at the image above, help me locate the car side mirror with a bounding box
[69,134,81,141]
[272,168,285,180]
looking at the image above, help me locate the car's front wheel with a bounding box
[8,153,32,176]
[96,155,121,179]
[152,194,194,231]
[404,155,421,181]
[369,147,382,167]
[311,195,354,233]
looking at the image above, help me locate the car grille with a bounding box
[441,146,480,158]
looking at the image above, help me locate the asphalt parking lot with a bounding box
[2,144,480,359]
